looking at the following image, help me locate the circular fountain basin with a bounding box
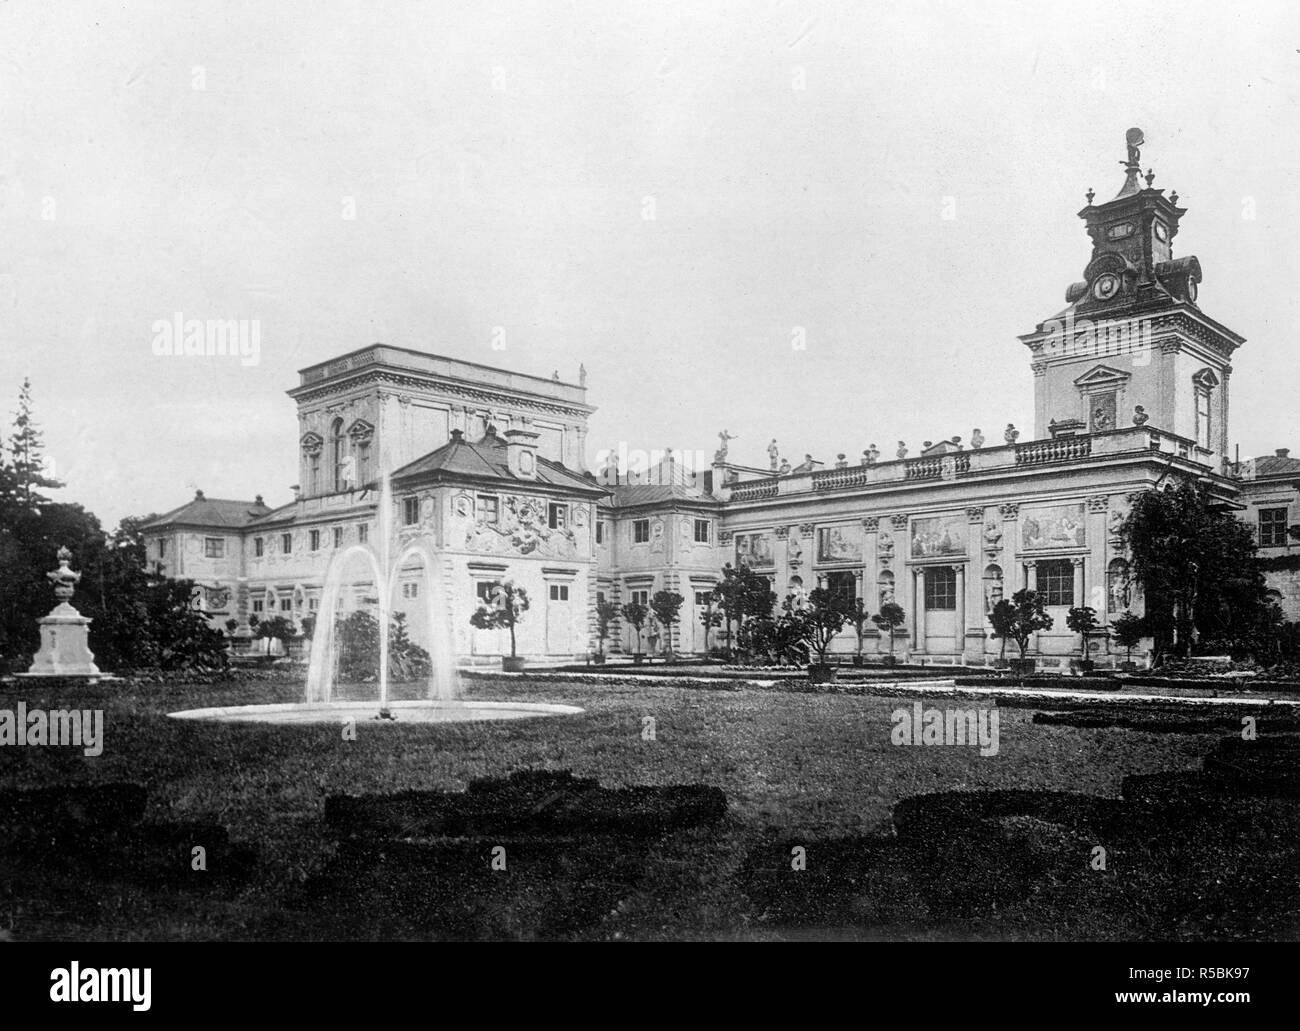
[167,699,584,725]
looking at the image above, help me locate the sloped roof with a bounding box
[244,501,298,527]
[141,492,273,530]
[606,484,720,509]
[391,428,606,497]
[1254,453,1300,478]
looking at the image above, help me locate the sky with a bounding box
[2,0,1298,527]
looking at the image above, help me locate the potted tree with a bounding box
[650,589,685,662]
[1066,605,1101,674]
[469,579,531,672]
[622,600,648,664]
[997,589,1053,676]
[790,588,851,683]
[1110,610,1145,671]
[848,597,871,666]
[593,598,620,664]
[871,601,906,665]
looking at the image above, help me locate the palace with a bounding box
[141,131,1300,668]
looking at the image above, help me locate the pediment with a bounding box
[1073,364,1131,389]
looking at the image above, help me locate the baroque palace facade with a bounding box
[141,132,1300,668]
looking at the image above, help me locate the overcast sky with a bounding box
[2,0,1298,527]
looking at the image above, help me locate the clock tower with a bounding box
[1019,129,1243,467]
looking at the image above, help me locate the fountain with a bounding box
[170,473,581,726]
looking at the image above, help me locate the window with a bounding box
[827,570,856,609]
[475,581,496,602]
[158,538,167,558]
[310,529,321,551]
[695,590,713,607]
[279,597,292,612]
[548,503,567,530]
[358,522,369,543]
[309,597,319,611]
[309,451,321,494]
[357,442,371,487]
[633,519,650,543]
[331,418,346,491]
[403,497,419,526]
[1193,369,1218,451]
[549,584,570,601]
[1038,559,1074,607]
[923,566,957,610]
[254,537,264,558]
[596,521,605,545]
[1259,507,1289,548]
[281,533,292,554]
[629,588,649,607]
[694,519,710,543]
[252,598,264,614]
[333,527,343,548]
[476,495,500,523]
[401,582,419,599]
[204,537,224,559]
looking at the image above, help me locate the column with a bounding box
[953,563,965,657]
[1072,556,1085,609]
[913,566,927,652]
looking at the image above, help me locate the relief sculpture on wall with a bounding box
[462,494,578,558]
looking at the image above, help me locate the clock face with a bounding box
[1106,222,1134,240]
[1092,273,1120,301]
[1153,221,1169,243]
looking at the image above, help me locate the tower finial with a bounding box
[1114,127,1145,199]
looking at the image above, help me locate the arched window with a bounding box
[331,418,346,492]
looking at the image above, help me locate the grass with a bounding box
[0,674,1296,940]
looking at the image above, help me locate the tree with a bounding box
[1066,605,1101,659]
[991,589,1053,660]
[712,563,776,659]
[594,598,620,657]
[334,609,431,681]
[622,600,648,653]
[1122,480,1270,660]
[252,615,296,643]
[650,590,684,656]
[786,587,851,666]
[848,597,871,659]
[1110,610,1145,666]
[871,601,906,660]
[469,580,530,658]
[6,378,62,511]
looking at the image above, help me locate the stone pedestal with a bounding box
[21,602,102,678]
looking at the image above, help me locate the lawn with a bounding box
[1,674,1297,940]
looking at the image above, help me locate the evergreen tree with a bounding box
[7,378,62,510]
